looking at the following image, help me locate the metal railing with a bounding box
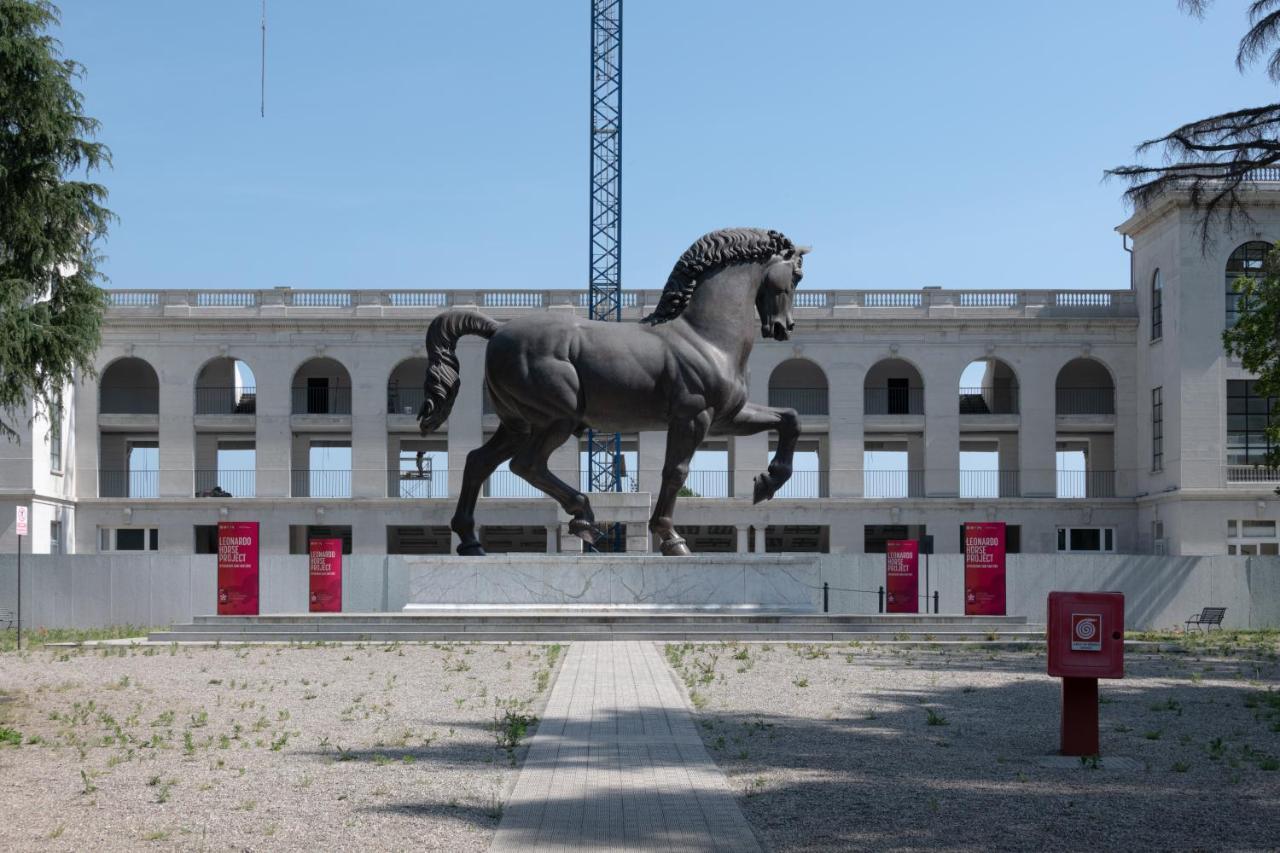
[1225,465,1280,483]
[484,471,546,498]
[958,387,1019,414]
[1056,470,1116,498]
[387,387,426,415]
[1055,387,1114,415]
[389,469,448,498]
[863,469,924,498]
[768,387,829,415]
[577,471,640,493]
[958,469,1020,498]
[291,386,352,415]
[291,469,352,498]
[774,470,829,499]
[682,470,730,498]
[195,469,256,497]
[864,387,924,415]
[195,386,257,415]
[99,470,159,498]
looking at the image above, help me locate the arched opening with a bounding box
[387,358,428,416]
[958,358,1020,498]
[99,357,159,415]
[958,358,1018,415]
[1054,358,1117,498]
[864,358,924,415]
[291,357,352,415]
[767,359,828,415]
[195,357,256,415]
[1226,241,1271,328]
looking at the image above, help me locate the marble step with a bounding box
[147,628,1044,643]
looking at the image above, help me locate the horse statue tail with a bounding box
[418,310,500,434]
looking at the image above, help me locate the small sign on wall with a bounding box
[15,506,28,537]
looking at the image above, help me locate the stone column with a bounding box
[545,524,559,554]
[922,359,960,498]
[73,368,100,500]
[1018,364,1057,498]
[350,349,388,499]
[733,358,773,498]
[826,358,863,498]
[735,523,750,553]
[753,525,767,554]
[157,352,195,498]
[253,349,293,499]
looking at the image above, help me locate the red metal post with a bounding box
[1059,676,1099,756]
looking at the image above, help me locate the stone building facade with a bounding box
[3,188,1279,557]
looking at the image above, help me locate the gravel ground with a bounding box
[664,639,1280,852]
[0,641,562,852]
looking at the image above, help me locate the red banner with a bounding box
[885,540,919,613]
[308,538,343,613]
[964,522,1007,615]
[217,521,259,615]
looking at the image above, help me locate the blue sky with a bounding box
[56,1,1279,294]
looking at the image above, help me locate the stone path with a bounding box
[490,641,762,853]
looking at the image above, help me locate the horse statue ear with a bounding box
[796,245,812,255]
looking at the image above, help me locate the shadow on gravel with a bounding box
[297,651,1280,853]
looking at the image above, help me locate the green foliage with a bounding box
[0,1,111,439]
[1223,242,1280,478]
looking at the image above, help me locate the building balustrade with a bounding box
[1055,387,1115,415]
[195,469,256,497]
[775,470,829,499]
[767,387,829,415]
[1055,469,1116,498]
[958,387,1019,415]
[104,287,1138,318]
[577,471,641,494]
[1225,465,1280,483]
[387,387,426,416]
[864,469,925,498]
[389,468,447,498]
[99,469,159,498]
[682,470,730,498]
[864,387,924,415]
[291,386,352,415]
[291,469,352,498]
[195,386,257,415]
[959,469,1020,498]
[485,471,546,499]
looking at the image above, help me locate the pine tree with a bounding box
[0,0,111,440]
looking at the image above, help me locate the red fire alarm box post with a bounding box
[1047,591,1125,756]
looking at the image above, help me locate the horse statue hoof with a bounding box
[660,536,692,557]
[456,542,487,556]
[752,474,775,505]
[568,518,604,545]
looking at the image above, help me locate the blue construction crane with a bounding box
[585,0,624,550]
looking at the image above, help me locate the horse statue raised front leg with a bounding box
[417,227,810,556]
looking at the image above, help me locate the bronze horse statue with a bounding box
[418,227,809,556]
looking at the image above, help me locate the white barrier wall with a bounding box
[0,553,1276,631]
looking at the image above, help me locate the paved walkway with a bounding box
[490,642,762,853]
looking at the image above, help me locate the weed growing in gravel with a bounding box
[0,727,22,746]
[792,678,809,688]
[925,709,949,726]
[1172,761,1191,772]
[1144,729,1163,740]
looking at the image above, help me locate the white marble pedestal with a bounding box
[402,554,820,611]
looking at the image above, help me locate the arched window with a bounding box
[1150,269,1162,341]
[1226,241,1271,328]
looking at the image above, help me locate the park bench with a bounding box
[1185,607,1226,632]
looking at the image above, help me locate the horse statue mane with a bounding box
[641,227,796,325]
